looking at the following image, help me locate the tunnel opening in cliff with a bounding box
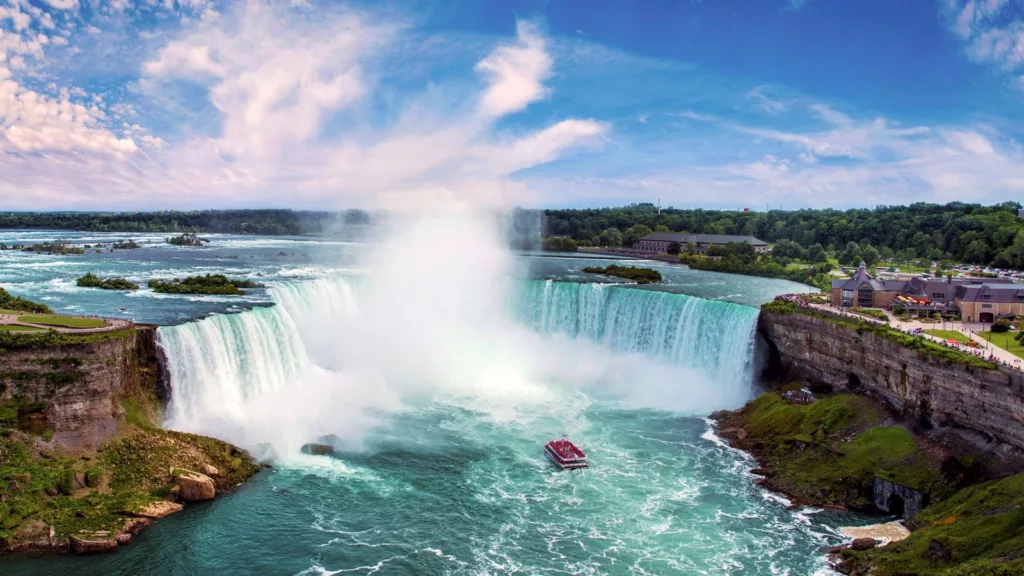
[847,373,862,390]
[755,324,784,382]
[887,493,906,517]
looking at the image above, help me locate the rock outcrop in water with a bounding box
[757,308,1024,473]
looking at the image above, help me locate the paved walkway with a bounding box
[0,313,133,334]
[802,302,1023,371]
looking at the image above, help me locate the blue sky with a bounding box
[0,0,1022,210]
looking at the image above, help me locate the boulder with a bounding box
[735,428,749,441]
[822,504,850,513]
[69,535,118,554]
[202,464,219,477]
[826,544,848,554]
[300,443,334,456]
[131,500,183,519]
[172,469,216,502]
[749,468,771,476]
[851,537,877,551]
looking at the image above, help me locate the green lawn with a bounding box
[977,331,1024,359]
[924,329,972,344]
[17,315,108,329]
[0,325,46,332]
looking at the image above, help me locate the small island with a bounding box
[13,240,85,255]
[582,265,662,284]
[76,273,140,291]
[147,274,262,295]
[111,239,140,250]
[166,233,207,247]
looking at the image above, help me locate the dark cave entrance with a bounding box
[887,494,906,517]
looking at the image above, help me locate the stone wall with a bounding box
[758,310,1024,473]
[0,327,163,449]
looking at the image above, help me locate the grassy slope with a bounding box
[0,427,259,544]
[977,331,1024,359]
[720,392,953,508]
[843,473,1024,575]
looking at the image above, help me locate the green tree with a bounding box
[861,245,881,267]
[599,228,622,248]
[839,242,862,266]
[622,225,653,248]
[806,243,828,264]
[963,240,990,264]
[772,239,805,260]
[666,241,681,255]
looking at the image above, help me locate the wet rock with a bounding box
[750,468,771,476]
[131,500,183,519]
[116,533,133,546]
[833,560,853,575]
[172,469,216,502]
[851,537,877,551]
[70,535,118,554]
[822,504,850,513]
[300,443,334,456]
[709,410,729,421]
[826,544,848,554]
[752,478,766,486]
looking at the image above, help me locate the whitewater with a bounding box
[0,225,853,575]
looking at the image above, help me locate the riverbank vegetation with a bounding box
[147,274,262,295]
[0,288,51,314]
[718,388,1024,575]
[76,273,139,291]
[0,209,371,236]
[679,242,833,289]
[582,265,662,284]
[716,392,955,510]
[841,472,1024,575]
[541,202,1024,269]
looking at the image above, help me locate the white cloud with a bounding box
[41,0,79,11]
[0,4,606,209]
[943,0,1024,94]
[747,85,789,114]
[475,20,552,117]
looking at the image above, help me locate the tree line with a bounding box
[0,210,373,236]
[541,202,1024,269]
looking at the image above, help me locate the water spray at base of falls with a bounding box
[157,212,760,460]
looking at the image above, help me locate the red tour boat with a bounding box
[545,436,588,470]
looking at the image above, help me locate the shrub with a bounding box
[76,273,139,291]
[991,319,1011,333]
[582,265,662,284]
[0,287,51,313]
[147,274,262,295]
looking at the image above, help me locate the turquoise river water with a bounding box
[0,230,867,576]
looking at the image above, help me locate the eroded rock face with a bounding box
[873,477,927,519]
[0,327,163,450]
[758,311,1024,473]
[173,469,216,501]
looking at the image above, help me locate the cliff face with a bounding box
[758,311,1024,473]
[0,327,164,449]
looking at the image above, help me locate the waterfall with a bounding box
[158,277,760,442]
[513,280,759,386]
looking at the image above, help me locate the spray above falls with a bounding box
[157,213,761,459]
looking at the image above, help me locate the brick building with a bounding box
[634,233,769,255]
